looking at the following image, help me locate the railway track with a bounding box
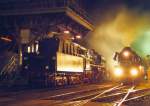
[1,83,150,106]
[115,87,150,106]
[45,84,125,106]
[46,84,150,106]
[93,85,150,106]
[113,86,135,106]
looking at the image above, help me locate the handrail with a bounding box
[0,54,18,76]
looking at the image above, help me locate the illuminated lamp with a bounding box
[114,67,123,77]
[64,30,70,34]
[76,35,82,39]
[123,51,130,57]
[130,68,138,77]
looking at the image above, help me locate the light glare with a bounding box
[64,30,70,34]
[76,35,81,39]
[114,68,123,77]
[130,68,138,76]
[123,51,129,57]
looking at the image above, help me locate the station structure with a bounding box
[0,0,94,86]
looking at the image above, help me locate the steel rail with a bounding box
[114,86,135,106]
[60,84,124,106]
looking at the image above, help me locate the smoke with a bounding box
[84,6,150,69]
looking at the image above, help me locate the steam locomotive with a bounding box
[22,34,106,87]
[113,47,145,84]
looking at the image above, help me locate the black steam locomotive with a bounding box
[22,35,106,87]
[113,47,145,84]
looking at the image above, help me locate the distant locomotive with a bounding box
[22,34,106,87]
[113,47,144,84]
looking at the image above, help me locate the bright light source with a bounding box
[35,43,39,53]
[76,35,81,39]
[64,30,70,34]
[130,68,138,76]
[27,46,31,53]
[31,44,34,53]
[114,68,123,77]
[123,51,130,57]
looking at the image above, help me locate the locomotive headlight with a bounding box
[130,68,138,76]
[114,68,123,77]
[123,51,130,57]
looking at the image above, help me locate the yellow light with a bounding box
[123,51,130,57]
[27,46,31,53]
[76,35,81,39]
[130,68,138,76]
[114,68,123,77]
[64,30,70,34]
